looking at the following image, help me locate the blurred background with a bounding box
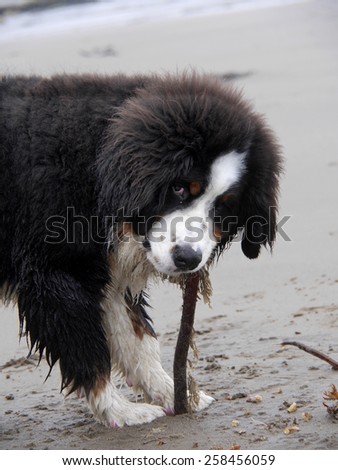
[0,0,308,75]
[0,0,302,39]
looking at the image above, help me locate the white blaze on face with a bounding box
[146,151,246,275]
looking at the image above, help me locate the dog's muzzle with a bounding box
[172,244,202,271]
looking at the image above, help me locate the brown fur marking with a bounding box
[189,181,202,197]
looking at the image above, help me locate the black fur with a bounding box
[0,72,282,400]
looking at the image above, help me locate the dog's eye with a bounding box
[172,185,188,201]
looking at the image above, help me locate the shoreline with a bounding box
[0,0,308,43]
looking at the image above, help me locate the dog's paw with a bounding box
[155,389,215,415]
[191,390,215,411]
[98,401,166,428]
[88,383,166,428]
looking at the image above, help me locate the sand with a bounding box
[1,0,338,450]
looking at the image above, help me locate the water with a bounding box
[0,0,306,41]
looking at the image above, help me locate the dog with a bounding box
[0,72,282,427]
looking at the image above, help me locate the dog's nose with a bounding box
[172,245,202,271]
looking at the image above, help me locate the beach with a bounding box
[1,0,338,450]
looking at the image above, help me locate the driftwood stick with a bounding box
[174,272,200,414]
[281,340,338,370]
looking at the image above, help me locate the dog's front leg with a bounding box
[17,268,164,427]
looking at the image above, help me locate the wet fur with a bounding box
[0,72,282,425]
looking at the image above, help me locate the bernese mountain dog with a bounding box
[0,72,282,427]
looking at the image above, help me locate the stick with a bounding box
[281,341,338,370]
[174,272,200,414]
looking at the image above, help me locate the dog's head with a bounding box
[98,73,282,276]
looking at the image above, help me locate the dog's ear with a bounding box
[239,119,283,259]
